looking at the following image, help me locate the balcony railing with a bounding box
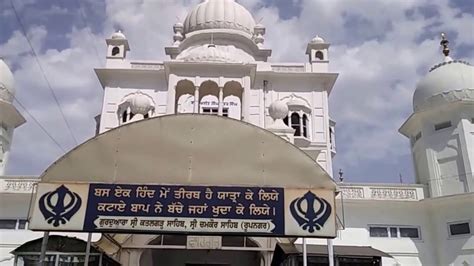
[130,62,165,70]
[338,184,424,201]
[0,178,38,193]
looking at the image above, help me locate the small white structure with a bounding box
[0,58,25,175]
[0,1,473,265]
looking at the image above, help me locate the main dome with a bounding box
[0,58,15,103]
[413,60,474,111]
[183,0,256,35]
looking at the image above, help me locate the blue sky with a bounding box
[1,0,473,183]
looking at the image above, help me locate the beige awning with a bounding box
[275,242,392,257]
[41,114,336,190]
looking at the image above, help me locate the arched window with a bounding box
[291,113,301,136]
[112,46,120,56]
[283,111,311,139]
[315,50,324,60]
[282,96,311,139]
[122,110,128,123]
[120,108,136,124]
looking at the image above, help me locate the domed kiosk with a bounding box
[165,0,271,62]
[400,34,474,197]
[413,60,473,112]
[0,58,25,175]
[183,0,256,35]
[0,59,15,103]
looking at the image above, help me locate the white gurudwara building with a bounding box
[1,0,473,265]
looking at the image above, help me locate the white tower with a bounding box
[306,35,330,72]
[105,30,130,68]
[0,58,26,175]
[400,34,474,197]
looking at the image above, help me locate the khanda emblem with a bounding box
[290,191,331,233]
[39,185,82,227]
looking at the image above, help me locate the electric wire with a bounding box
[9,0,79,146]
[13,96,67,153]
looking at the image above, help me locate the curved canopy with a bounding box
[41,115,335,189]
[12,236,99,254]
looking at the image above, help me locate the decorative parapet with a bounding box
[0,178,38,193]
[340,187,364,199]
[130,62,165,70]
[271,64,305,73]
[339,184,424,201]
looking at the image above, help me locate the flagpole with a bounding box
[303,237,307,266]
[84,232,92,266]
[39,231,49,265]
[328,238,334,266]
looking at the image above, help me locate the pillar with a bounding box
[194,86,200,113]
[166,75,177,114]
[218,87,224,116]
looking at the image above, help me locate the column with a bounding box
[242,76,251,122]
[300,111,304,137]
[194,86,200,113]
[218,87,224,116]
[457,118,473,192]
[166,75,177,114]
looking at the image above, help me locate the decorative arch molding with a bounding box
[117,91,156,124]
[281,93,311,112]
[176,79,196,89]
[119,90,156,106]
[223,80,244,97]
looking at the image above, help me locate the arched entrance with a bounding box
[139,235,261,266]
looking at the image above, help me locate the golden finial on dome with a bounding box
[440,32,450,57]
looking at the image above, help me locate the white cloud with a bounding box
[3,0,473,183]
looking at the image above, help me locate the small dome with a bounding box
[128,93,154,115]
[311,35,325,44]
[183,0,256,35]
[0,58,15,103]
[269,101,289,120]
[176,44,255,63]
[413,61,474,111]
[111,30,126,40]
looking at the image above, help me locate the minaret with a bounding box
[399,33,474,197]
[0,58,26,175]
[306,35,330,72]
[105,30,130,68]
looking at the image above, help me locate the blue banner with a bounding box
[30,182,336,237]
[85,184,285,235]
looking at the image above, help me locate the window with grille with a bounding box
[448,221,471,237]
[202,107,228,117]
[0,219,28,230]
[283,112,310,138]
[369,225,421,239]
[435,121,452,131]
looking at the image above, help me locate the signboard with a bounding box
[29,183,336,238]
[186,236,222,250]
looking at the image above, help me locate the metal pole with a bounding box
[39,231,49,265]
[85,233,92,266]
[302,238,307,266]
[327,238,334,266]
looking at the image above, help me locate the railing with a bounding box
[339,185,423,201]
[130,62,165,70]
[0,178,38,193]
[271,64,305,73]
